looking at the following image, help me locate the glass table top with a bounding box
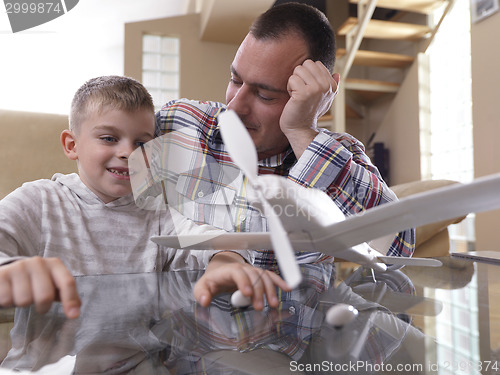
[0,256,498,374]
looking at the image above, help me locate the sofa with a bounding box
[0,108,468,254]
[0,109,469,362]
[390,179,466,258]
[0,109,466,255]
[0,110,77,359]
[0,109,77,199]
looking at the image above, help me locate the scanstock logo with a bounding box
[4,0,79,33]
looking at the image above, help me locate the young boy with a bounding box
[0,76,287,320]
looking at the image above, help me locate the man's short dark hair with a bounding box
[249,2,336,73]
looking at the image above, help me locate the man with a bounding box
[152,3,414,291]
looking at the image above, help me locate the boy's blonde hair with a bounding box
[69,75,155,134]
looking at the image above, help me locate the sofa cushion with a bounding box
[0,110,77,199]
[390,179,467,255]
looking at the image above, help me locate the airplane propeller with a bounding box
[218,110,303,289]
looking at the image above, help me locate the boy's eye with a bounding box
[100,136,117,143]
[136,137,154,148]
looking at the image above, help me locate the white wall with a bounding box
[372,59,422,186]
[471,10,500,251]
[124,14,238,105]
[375,7,500,250]
[0,0,190,115]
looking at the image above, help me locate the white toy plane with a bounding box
[150,110,500,290]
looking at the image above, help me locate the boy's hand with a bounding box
[194,252,291,310]
[0,257,81,319]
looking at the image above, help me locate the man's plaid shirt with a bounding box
[153,99,415,269]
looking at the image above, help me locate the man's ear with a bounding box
[61,129,78,161]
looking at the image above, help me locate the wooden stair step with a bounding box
[346,78,400,92]
[338,17,431,40]
[350,0,448,15]
[346,103,363,119]
[319,103,363,122]
[345,78,400,102]
[336,48,414,68]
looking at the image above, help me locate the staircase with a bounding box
[328,0,453,136]
[191,0,453,145]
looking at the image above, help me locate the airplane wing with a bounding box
[151,233,441,267]
[308,172,500,253]
[151,232,275,251]
[151,172,500,268]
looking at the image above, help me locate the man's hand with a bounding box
[280,60,340,158]
[0,257,81,319]
[194,251,291,310]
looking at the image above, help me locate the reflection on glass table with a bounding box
[0,257,498,374]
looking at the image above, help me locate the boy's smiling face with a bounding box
[63,107,155,203]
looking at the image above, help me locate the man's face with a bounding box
[225,33,309,160]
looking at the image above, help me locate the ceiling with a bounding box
[199,0,328,44]
[199,0,274,44]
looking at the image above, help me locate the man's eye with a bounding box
[257,93,274,102]
[230,78,242,86]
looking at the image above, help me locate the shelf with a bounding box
[345,78,400,103]
[319,103,363,122]
[350,0,448,14]
[346,103,364,119]
[336,48,414,68]
[338,17,431,40]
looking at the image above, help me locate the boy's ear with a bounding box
[61,130,78,161]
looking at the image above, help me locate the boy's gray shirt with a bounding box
[0,173,248,273]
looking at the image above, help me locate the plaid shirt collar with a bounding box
[258,147,295,168]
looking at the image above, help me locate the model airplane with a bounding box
[147,110,500,290]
